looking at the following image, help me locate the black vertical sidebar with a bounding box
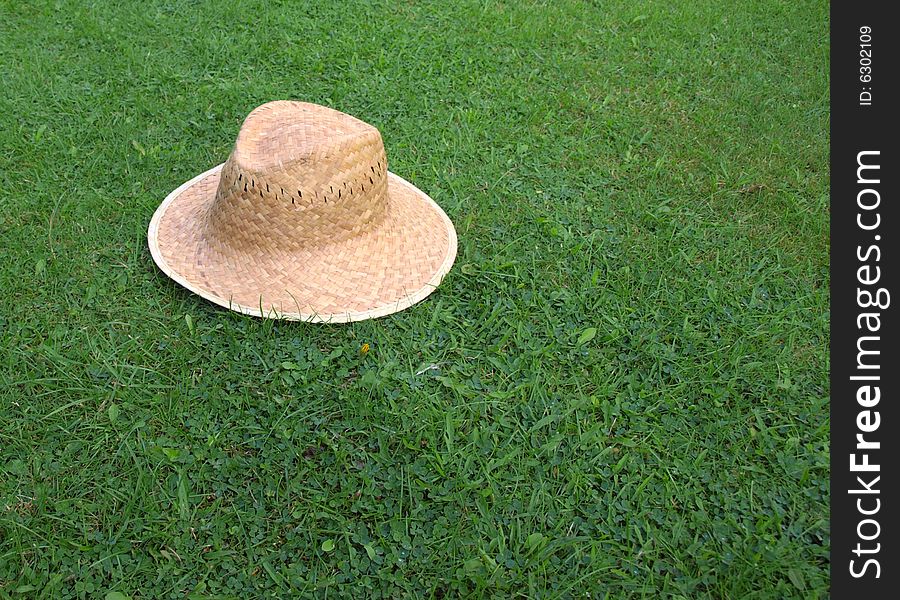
[831,2,897,597]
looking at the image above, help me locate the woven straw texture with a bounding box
[148,101,457,322]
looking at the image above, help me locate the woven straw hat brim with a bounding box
[148,164,457,322]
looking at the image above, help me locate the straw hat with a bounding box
[148,101,457,322]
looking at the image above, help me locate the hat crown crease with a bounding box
[202,101,389,254]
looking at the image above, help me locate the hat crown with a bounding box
[204,101,389,251]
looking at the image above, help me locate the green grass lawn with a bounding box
[0,0,829,597]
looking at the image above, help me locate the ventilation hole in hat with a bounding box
[238,173,242,181]
[244,183,248,192]
[369,177,373,185]
[330,185,333,193]
[371,166,375,173]
[291,197,295,205]
[338,189,341,199]
[298,190,302,198]
[251,179,255,188]
[266,183,270,193]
